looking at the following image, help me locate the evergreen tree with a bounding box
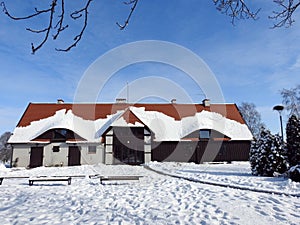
[250,128,268,176]
[286,115,300,167]
[250,127,288,176]
[269,134,288,175]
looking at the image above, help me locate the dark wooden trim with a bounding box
[151,140,251,163]
[68,146,81,166]
[29,146,44,168]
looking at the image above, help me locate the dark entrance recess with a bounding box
[68,146,81,166]
[113,127,144,165]
[29,147,44,168]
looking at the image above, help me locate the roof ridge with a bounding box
[28,102,234,105]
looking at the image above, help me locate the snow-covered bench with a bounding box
[89,174,143,184]
[0,176,30,185]
[98,175,142,184]
[29,176,72,186]
[89,174,101,179]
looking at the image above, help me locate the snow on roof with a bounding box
[9,106,252,143]
[9,109,119,143]
[16,103,247,126]
[130,107,252,141]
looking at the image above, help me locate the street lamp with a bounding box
[273,105,284,142]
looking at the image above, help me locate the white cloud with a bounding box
[290,56,300,70]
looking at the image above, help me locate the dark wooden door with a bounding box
[113,127,144,165]
[68,146,81,166]
[29,147,43,168]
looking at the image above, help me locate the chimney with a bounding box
[171,99,176,104]
[202,99,210,107]
[115,98,127,104]
[57,99,64,104]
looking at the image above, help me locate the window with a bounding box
[52,129,67,142]
[52,146,60,152]
[88,146,97,154]
[199,130,210,139]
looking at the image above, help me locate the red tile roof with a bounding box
[16,103,246,127]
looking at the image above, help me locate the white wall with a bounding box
[12,145,30,168]
[12,143,105,167]
[43,143,68,167]
[80,144,104,165]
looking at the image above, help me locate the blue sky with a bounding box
[0,0,300,135]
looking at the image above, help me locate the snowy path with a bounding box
[0,163,299,224]
[145,164,300,197]
[147,162,300,196]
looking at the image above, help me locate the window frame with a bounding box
[199,129,211,139]
[88,146,97,154]
[52,146,60,152]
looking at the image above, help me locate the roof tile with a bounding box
[17,103,246,127]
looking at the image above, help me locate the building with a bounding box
[8,100,252,167]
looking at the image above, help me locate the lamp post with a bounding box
[273,105,284,142]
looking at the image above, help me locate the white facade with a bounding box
[11,144,31,167]
[80,145,105,165]
[11,143,105,168]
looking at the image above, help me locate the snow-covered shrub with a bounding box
[287,165,300,182]
[286,115,300,167]
[249,127,288,177]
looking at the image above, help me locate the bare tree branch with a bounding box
[30,1,57,54]
[116,0,139,30]
[1,0,57,54]
[270,0,300,28]
[0,0,95,54]
[213,0,260,25]
[1,0,300,54]
[53,0,68,40]
[56,0,93,52]
[280,84,300,117]
[0,0,262,54]
[1,1,52,20]
[239,102,265,139]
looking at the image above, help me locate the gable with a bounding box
[121,108,145,125]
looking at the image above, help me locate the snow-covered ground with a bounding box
[147,161,300,196]
[0,162,299,225]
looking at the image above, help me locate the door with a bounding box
[68,146,81,166]
[29,147,43,168]
[113,127,144,165]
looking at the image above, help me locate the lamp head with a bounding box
[273,105,284,112]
